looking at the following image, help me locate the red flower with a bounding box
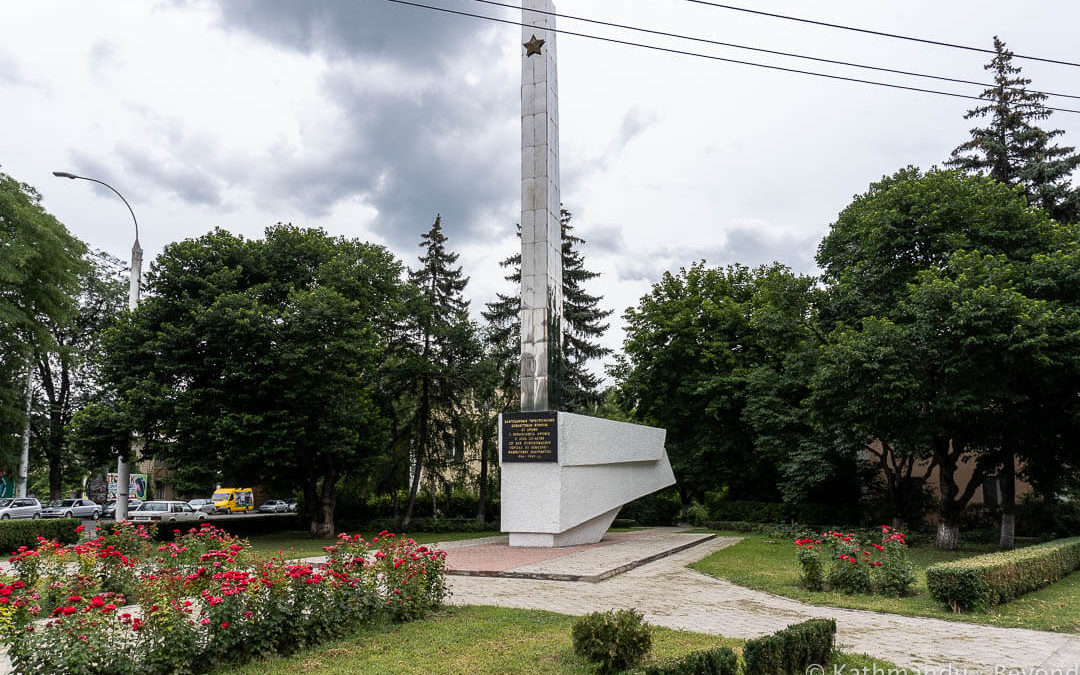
[221,621,229,628]
[74,525,85,534]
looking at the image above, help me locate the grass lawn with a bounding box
[690,532,1080,633]
[213,605,897,675]
[245,529,499,559]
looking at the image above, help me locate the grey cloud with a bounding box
[581,223,626,257]
[252,52,518,250]
[611,223,819,284]
[0,49,29,87]
[616,108,656,151]
[116,145,225,207]
[202,0,508,66]
[66,151,130,198]
[168,0,522,251]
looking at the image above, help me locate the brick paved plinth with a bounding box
[442,528,715,583]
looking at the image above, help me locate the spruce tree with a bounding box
[947,37,1080,222]
[401,215,477,525]
[482,209,613,413]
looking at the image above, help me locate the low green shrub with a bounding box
[363,517,499,534]
[572,608,653,674]
[795,528,914,597]
[704,497,787,524]
[876,537,917,597]
[638,647,738,675]
[622,490,682,526]
[742,618,836,675]
[98,515,301,541]
[926,536,1080,612]
[0,518,80,552]
[685,502,710,527]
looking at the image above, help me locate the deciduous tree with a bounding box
[99,225,406,537]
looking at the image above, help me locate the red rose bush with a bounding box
[0,523,449,675]
[794,525,914,596]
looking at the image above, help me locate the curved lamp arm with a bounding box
[52,171,139,243]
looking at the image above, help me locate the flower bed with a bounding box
[0,522,448,674]
[794,526,915,597]
[926,536,1080,612]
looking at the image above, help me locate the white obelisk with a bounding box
[520,0,562,413]
[501,0,677,548]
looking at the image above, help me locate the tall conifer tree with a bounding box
[482,209,612,413]
[947,38,1080,546]
[947,37,1080,222]
[402,215,477,525]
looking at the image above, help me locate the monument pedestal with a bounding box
[500,411,676,547]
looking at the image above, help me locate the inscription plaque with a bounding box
[501,411,558,463]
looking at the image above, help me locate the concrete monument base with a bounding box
[500,411,676,547]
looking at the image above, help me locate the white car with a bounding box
[259,500,290,513]
[188,499,216,515]
[0,498,42,520]
[41,498,101,519]
[130,501,205,523]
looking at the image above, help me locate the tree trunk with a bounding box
[403,373,430,528]
[935,436,961,550]
[402,440,424,527]
[936,520,960,550]
[999,454,1017,549]
[310,470,339,539]
[17,366,32,498]
[476,424,490,522]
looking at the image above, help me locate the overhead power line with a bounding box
[679,0,1080,69]
[375,0,1080,115]
[468,0,1080,101]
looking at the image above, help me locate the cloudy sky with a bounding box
[3,0,1079,376]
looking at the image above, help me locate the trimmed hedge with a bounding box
[926,536,1080,612]
[363,517,500,535]
[99,514,301,541]
[742,618,836,675]
[0,518,81,552]
[638,647,738,675]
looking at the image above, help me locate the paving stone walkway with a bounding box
[447,535,1080,673]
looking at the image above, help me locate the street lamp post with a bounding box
[53,171,142,521]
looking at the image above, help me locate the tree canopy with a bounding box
[97,225,408,536]
[946,37,1080,222]
[0,171,87,464]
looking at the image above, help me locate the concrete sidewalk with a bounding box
[446,534,1080,673]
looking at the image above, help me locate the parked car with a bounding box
[41,498,101,520]
[130,501,205,523]
[287,500,298,512]
[0,498,42,520]
[259,499,290,513]
[188,498,216,515]
[102,498,143,519]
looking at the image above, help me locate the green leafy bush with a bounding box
[364,517,499,534]
[0,518,80,552]
[704,497,787,523]
[796,545,825,591]
[826,539,871,594]
[685,501,710,527]
[742,618,836,675]
[638,647,738,675]
[795,527,914,597]
[875,537,916,597]
[572,608,653,674]
[622,490,681,526]
[926,536,1080,612]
